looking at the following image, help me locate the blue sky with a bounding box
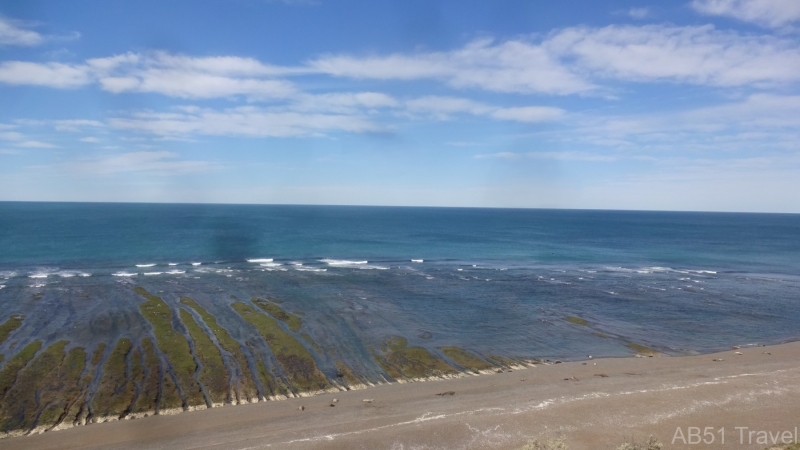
[1,0,800,212]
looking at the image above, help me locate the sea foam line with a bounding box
[247,258,274,263]
[136,264,156,268]
[320,259,368,266]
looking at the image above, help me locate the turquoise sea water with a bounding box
[1,202,799,368]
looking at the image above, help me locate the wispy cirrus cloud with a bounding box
[66,151,218,175]
[0,61,91,87]
[0,16,44,46]
[405,96,564,123]
[107,106,386,138]
[475,151,618,162]
[3,24,800,98]
[545,24,800,87]
[691,0,800,28]
[310,24,800,91]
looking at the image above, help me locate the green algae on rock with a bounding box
[232,301,330,394]
[91,338,137,421]
[255,357,288,399]
[0,341,87,435]
[134,287,204,408]
[375,336,458,380]
[252,298,302,332]
[179,309,230,405]
[626,343,661,356]
[131,338,161,416]
[0,340,42,401]
[179,297,259,403]
[0,315,24,346]
[335,361,366,388]
[441,347,495,373]
[566,316,589,326]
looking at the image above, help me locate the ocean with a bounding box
[2,202,799,365]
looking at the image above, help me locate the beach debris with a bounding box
[496,369,504,373]
[588,355,593,359]
[435,391,455,396]
[732,346,741,349]
[594,373,609,378]
[582,363,587,365]
[329,403,336,407]
[735,351,743,355]
[298,405,305,411]
[362,399,374,403]
[713,358,724,361]
[563,376,578,381]
[332,398,339,403]
[520,378,526,381]
[593,363,597,366]
[635,354,645,358]
[763,352,771,355]
[554,360,563,364]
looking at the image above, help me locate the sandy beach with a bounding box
[2,342,798,450]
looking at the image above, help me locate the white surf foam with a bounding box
[166,270,185,274]
[247,258,273,263]
[136,263,156,268]
[144,272,163,276]
[79,273,91,277]
[260,262,282,267]
[58,272,76,278]
[168,263,178,266]
[191,262,202,266]
[29,273,48,279]
[296,267,327,272]
[359,265,388,270]
[112,272,137,277]
[320,259,368,266]
[0,285,5,290]
[411,259,424,263]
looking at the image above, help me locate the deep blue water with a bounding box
[1,202,800,369]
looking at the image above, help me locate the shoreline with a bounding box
[2,342,799,449]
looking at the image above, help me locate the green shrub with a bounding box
[615,436,663,450]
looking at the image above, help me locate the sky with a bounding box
[1,0,800,212]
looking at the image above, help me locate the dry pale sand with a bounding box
[4,343,800,450]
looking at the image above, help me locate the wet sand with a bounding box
[4,342,800,450]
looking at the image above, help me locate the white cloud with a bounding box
[0,61,91,88]
[312,25,800,92]
[80,137,100,143]
[17,140,57,148]
[628,8,651,19]
[310,38,596,95]
[108,106,385,138]
[4,24,800,98]
[0,16,44,46]
[67,151,216,175]
[546,24,800,87]
[89,52,301,99]
[0,52,300,98]
[54,119,105,132]
[475,151,616,162]
[691,0,800,28]
[551,93,800,157]
[490,106,564,123]
[406,96,492,116]
[289,92,399,113]
[405,96,563,123]
[101,71,296,99]
[0,131,23,141]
